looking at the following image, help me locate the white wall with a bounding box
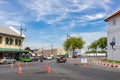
[107,14,120,60]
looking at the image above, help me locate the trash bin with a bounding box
[65,53,69,58]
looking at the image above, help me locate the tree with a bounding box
[97,37,107,50]
[63,37,85,52]
[89,40,98,51]
[89,37,107,52]
[25,47,31,51]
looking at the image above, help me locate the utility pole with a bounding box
[51,42,53,55]
[67,33,70,58]
[42,45,44,55]
[19,24,26,61]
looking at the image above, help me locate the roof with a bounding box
[104,10,120,21]
[0,26,25,37]
[104,10,120,22]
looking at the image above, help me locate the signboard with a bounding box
[72,51,80,54]
[81,58,87,63]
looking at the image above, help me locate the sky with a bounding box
[0,0,120,50]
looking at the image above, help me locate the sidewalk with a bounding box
[91,60,120,68]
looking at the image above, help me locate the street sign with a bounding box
[81,58,87,63]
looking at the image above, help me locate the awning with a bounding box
[0,48,29,53]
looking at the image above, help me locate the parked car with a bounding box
[38,56,43,62]
[32,56,39,61]
[43,55,52,60]
[0,57,16,64]
[0,58,4,64]
[56,55,67,63]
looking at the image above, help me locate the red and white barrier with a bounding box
[92,61,120,68]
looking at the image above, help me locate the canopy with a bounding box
[0,48,28,53]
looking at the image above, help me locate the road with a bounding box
[0,58,120,80]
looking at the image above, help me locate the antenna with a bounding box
[20,24,26,37]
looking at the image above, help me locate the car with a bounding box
[0,57,16,64]
[43,55,52,60]
[32,56,39,61]
[56,55,67,63]
[38,56,44,62]
[0,58,5,64]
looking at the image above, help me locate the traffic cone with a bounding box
[74,59,78,65]
[17,62,21,67]
[47,66,52,73]
[83,63,87,69]
[10,62,14,68]
[25,62,28,66]
[18,67,22,74]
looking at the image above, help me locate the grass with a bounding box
[102,59,120,64]
[107,60,120,64]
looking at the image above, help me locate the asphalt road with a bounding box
[0,58,120,80]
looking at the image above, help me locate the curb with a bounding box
[92,61,120,68]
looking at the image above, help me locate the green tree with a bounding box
[97,37,107,50]
[89,40,98,51]
[89,37,107,53]
[63,37,85,51]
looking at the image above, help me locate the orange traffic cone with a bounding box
[18,67,22,74]
[47,66,52,73]
[25,62,28,66]
[74,61,78,65]
[83,63,87,69]
[17,62,21,67]
[74,59,78,65]
[10,62,14,68]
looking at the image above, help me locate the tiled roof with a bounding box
[104,10,120,22]
[0,26,25,37]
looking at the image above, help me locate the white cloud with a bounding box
[18,0,112,25]
[5,21,21,26]
[0,11,23,26]
[0,0,113,27]
[85,13,106,20]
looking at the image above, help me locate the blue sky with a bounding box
[0,0,120,49]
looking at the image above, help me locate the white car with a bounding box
[0,57,16,64]
[44,56,52,60]
[0,59,4,64]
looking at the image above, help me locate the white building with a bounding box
[105,10,120,60]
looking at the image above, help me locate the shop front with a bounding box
[0,48,29,61]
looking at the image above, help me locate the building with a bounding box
[36,48,67,57]
[0,26,28,60]
[105,10,120,60]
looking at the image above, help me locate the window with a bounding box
[5,37,9,44]
[10,38,13,45]
[113,19,116,25]
[15,39,18,45]
[15,39,22,46]
[19,39,22,46]
[0,36,2,44]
